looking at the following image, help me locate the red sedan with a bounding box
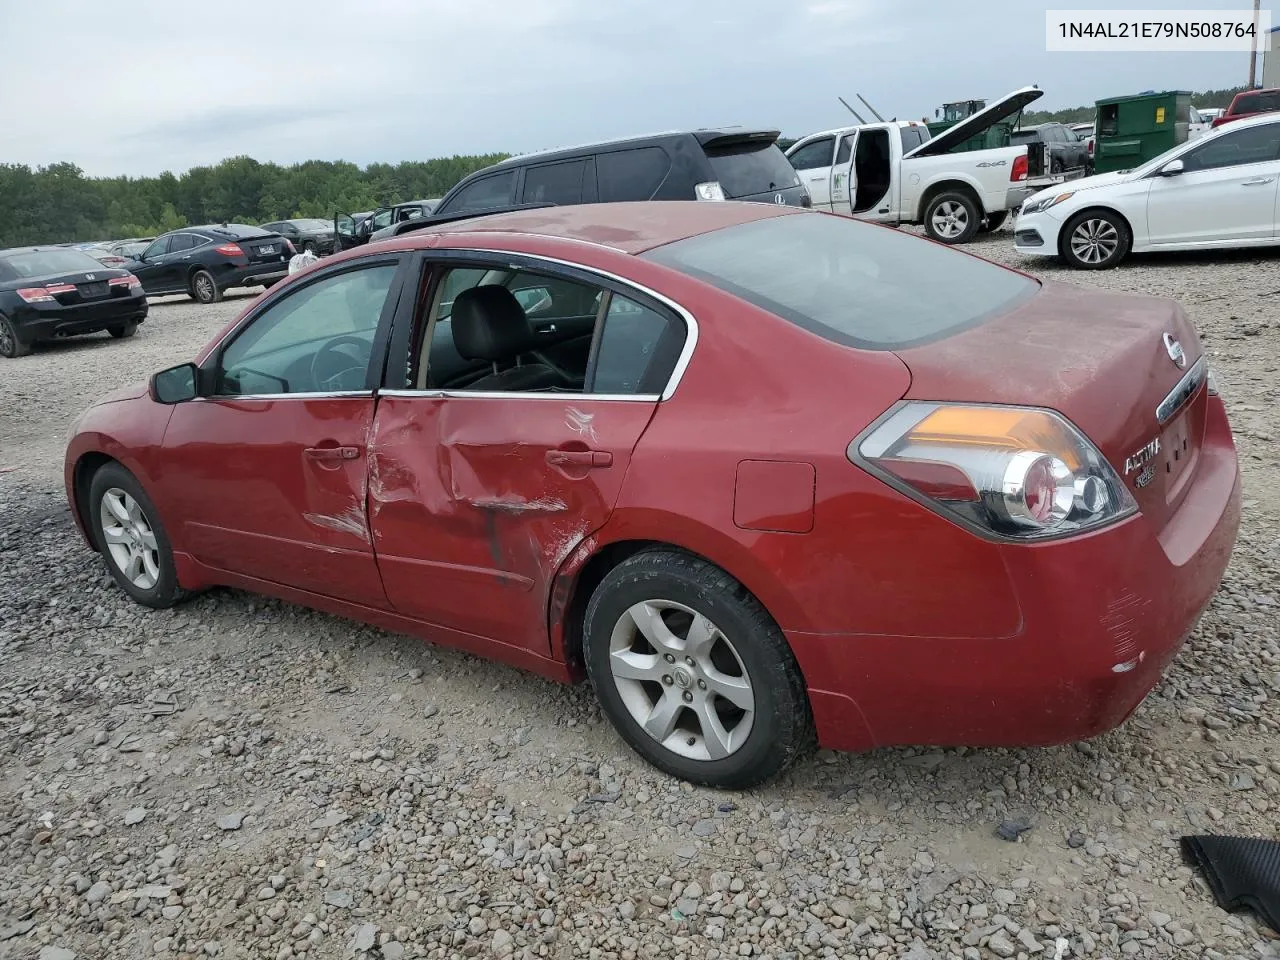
[64,202,1240,788]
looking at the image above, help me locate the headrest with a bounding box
[450,285,535,362]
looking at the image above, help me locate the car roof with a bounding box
[176,223,274,237]
[405,200,801,255]
[486,128,780,169]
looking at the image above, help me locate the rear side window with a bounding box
[596,147,671,201]
[522,159,587,204]
[442,171,515,213]
[645,213,1036,350]
[705,143,800,198]
[592,295,681,394]
[899,127,928,152]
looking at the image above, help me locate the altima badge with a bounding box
[1124,437,1160,476]
[1163,332,1186,369]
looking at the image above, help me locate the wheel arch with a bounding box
[917,178,986,222]
[70,451,120,552]
[1056,204,1135,259]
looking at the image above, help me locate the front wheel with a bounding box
[190,269,222,304]
[1060,210,1131,269]
[923,191,980,244]
[88,462,187,609]
[0,314,31,358]
[108,321,138,340]
[583,550,814,789]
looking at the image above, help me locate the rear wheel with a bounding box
[923,191,981,244]
[191,269,222,304]
[1060,210,1131,270]
[979,210,1009,233]
[108,321,138,340]
[88,462,186,609]
[0,315,31,358]
[583,550,814,789]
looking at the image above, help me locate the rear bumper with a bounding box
[792,397,1241,752]
[11,297,148,344]
[217,263,289,290]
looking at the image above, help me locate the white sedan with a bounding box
[1013,112,1280,269]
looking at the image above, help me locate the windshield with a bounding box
[0,249,105,279]
[705,144,800,198]
[644,213,1036,350]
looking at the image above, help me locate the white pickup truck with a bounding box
[785,87,1045,244]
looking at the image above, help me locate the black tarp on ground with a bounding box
[1181,834,1280,934]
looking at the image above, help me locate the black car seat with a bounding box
[450,285,565,392]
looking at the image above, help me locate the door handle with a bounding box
[810,176,827,182]
[305,445,360,461]
[1241,177,1275,186]
[546,449,612,468]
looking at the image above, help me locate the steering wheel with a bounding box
[310,335,370,392]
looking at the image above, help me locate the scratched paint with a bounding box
[565,406,599,444]
[1100,589,1149,668]
[302,502,370,542]
[465,495,569,515]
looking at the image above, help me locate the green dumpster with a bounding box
[1093,90,1192,173]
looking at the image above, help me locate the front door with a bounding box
[159,257,407,607]
[131,235,175,293]
[1146,123,1280,245]
[787,136,836,211]
[829,133,856,214]
[368,256,687,654]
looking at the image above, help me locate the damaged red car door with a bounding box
[367,394,654,656]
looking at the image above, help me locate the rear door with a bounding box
[368,253,689,655]
[1146,122,1280,244]
[786,136,836,210]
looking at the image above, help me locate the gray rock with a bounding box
[39,949,77,960]
[123,807,147,825]
[988,932,1017,958]
[324,890,353,908]
[216,812,244,831]
[675,897,699,915]
[85,880,111,903]
[350,923,378,952]
[692,819,717,837]
[469,916,487,936]
[492,929,514,957]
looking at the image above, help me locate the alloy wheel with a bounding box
[0,318,15,357]
[99,487,161,590]
[607,599,755,761]
[930,200,969,240]
[194,273,215,302]
[1070,218,1119,265]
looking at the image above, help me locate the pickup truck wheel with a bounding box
[979,211,1009,233]
[1050,157,1064,174]
[1060,210,1131,269]
[924,192,980,244]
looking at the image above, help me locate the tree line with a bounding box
[0,154,510,248]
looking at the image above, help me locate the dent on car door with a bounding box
[157,258,407,606]
[367,256,687,656]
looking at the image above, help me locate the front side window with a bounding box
[1181,124,1280,172]
[441,171,515,213]
[521,159,586,204]
[217,263,398,396]
[788,138,835,171]
[370,209,394,231]
[141,236,171,260]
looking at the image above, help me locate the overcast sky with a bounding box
[0,0,1265,177]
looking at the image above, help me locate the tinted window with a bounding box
[596,147,671,202]
[1011,129,1040,144]
[296,219,332,230]
[370,209,393,231]
[899,127,928,152]
[1182,124,1280,171]
[1231,90,1280,115]
[645,214,1036,350]
[141,236,171,259]
[442,171,515,213]
[788,138,835,171]
[706,144,801,198]
[592,295,679,395]
[217,264,397,395]
[835,136,854,164]
[521,159,586,204]
[0,249,103,278]
[168,234,198,252]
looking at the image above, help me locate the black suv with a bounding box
[1010,123,1090,176]
[126,225,294,304]
[335,199,441,252]
[259,218,336,256]
[430,129,809,217]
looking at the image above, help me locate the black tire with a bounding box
[108,321,139,340]
[1050,156,1064,174]
[583,550,814,789]
[260,278,279,290]
[303,243,316,255]
[190,269,222,304]
[922,190,981,244]
[87,462,187,609]
[0,314,31,358]
[1059,209,1132,270]
[979,210,1009,233]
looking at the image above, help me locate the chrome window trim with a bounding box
[399,248,699,401]
[379,389,658,402]
[193,390,374,402]
[1156,355,1208,425]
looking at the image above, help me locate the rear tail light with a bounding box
[16,287,55,303]
[215,243,244,256]
[694,181,727,201]
[1011,155,1028,182]
[284,239,296,254]
[1087,139,1094,155]
[853,402,1135,540]
[108,274,142,291]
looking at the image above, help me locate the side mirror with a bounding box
[1160,159,1185,176]
[151,363,200,404]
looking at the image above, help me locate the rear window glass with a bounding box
[1011,129,1040,144]
[1231,90,1280,114]
[597,147,671,201]
[0,249,104,279]
[644,213,1037,350]
[704,144,800,198]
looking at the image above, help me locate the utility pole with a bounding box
[1248,0,1260,87]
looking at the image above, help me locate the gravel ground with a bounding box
[1,237,1279,960]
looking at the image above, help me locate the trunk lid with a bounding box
[906,86,1045,159]
[16,268,131,308]
[895,282,1207,533]
[243,235,289,263]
